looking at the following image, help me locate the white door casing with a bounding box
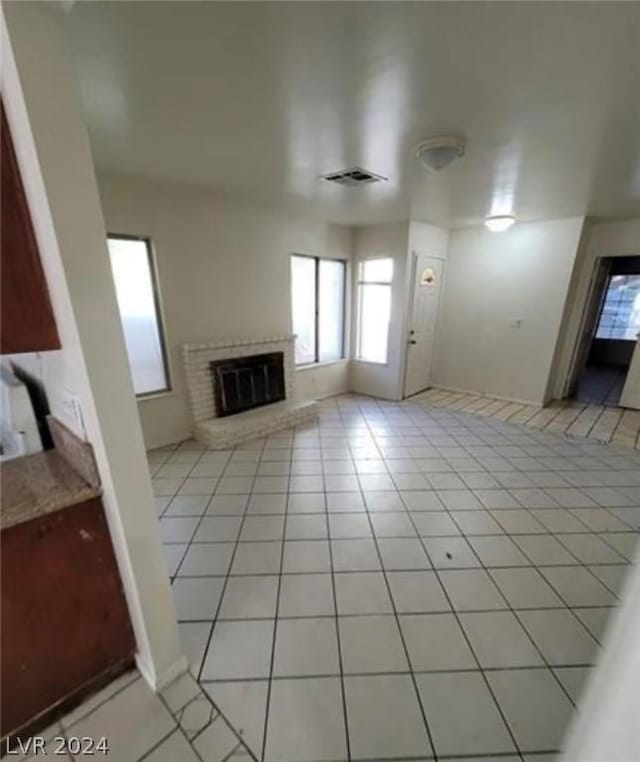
[619,338,640,410]
[403,254,444,398]
[564,257,611,399]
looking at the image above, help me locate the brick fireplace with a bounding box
[182,335,318,449]
[211,352,286,417]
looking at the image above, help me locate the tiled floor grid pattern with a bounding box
[149,394,640,762]
[52,393,635,762]
[15,669,253,762]
[413,388,640,450]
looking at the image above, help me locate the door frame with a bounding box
[562,256,611,399]
[619,339,640,409]
[563,254,640,402]
[401,250,446,399]
[550,227,640,403]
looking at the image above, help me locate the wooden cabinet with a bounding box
[1,103,60,353]
[1,497,135,737]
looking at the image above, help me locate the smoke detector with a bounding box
[416,135,466,171]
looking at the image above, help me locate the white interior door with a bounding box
[403,254,443,398]
[619,338,640,409]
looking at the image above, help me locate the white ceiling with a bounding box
[66,1,640,228]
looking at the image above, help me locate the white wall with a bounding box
[297,358,350,401]
[2,2,185,690]
[563,544,640,762]
[350,222,410,400]
[408,220,450,261]
[1,350,82,437]
[549,217,640,399]
[97,174,352,448]
[432,217,585,406]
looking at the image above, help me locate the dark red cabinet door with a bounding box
[1,103,61,353]
[1,498,135,736]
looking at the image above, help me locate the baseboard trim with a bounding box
[308,387,351,402]
[135,652,189,693]
[427,384,543,408]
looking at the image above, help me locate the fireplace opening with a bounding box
[210,352,285,417]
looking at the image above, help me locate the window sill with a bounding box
[352,359,389,367]
[136,389,175,402]
[296,359,349,372]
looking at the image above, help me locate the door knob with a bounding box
[409,340,417,345]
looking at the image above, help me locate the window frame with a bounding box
[355,257,394,365]
[594,273,640,342]
[291,253,347,367]
[107,233,172,398]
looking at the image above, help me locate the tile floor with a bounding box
[12,669,253,762]
[22,392,637,761]
[575,364,628,407]
[148,394,640,761]
[414,387,640,450]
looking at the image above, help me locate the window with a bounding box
[356,258,393,364]
[291,254,346,365]
[595,274,640,341]
[107,235,170,396]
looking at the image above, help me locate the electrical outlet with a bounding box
[61,390,86,437]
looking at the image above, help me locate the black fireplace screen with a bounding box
[210,352,285,417]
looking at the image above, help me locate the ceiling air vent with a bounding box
[321,166,387,186]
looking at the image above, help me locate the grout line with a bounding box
[259,437,292,762]
[166,550,631,578]
[62,672,142,732]
[136,727,187,762]
[405,488,598,714]
[155,693,206,762]
[171,606,617,626]
[162,672,259,762]
[323,471,353,761]
[194,662,600,683]
[164,446,265,759]
[348,418,440,762]
[195,452,258,685]
[583,405,608,440]
[392,492,526,758]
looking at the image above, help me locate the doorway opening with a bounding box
[568,256,640,407]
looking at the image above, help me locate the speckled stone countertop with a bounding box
[0,450,101,531]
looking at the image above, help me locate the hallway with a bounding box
[574,365,627,407]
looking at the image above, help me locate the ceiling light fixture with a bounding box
[485,215,516,232]
[416,135,466,171]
